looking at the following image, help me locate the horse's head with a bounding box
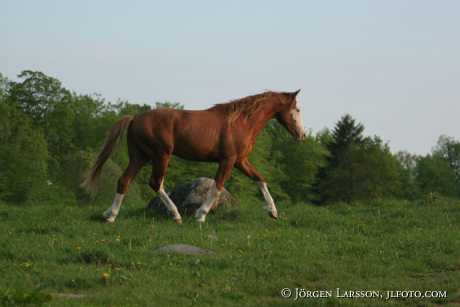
[275,90,306,141]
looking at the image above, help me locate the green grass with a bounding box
[0,197,459,306]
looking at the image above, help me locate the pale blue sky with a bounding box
[2,1,459,154]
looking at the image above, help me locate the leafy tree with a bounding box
[117,100,151,116]
[71,94,112,150]
[315,128,333,147]
[7,70,72,126]
[433,135,460,184]
[155,101,184,109]
[7,71,77,175]
[415,154,458,197]
[270,122,328,202]
[414,136,460,198]
[0,103,48,203]
[395,150,419,199]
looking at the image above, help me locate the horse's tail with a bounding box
[82,115,133,193]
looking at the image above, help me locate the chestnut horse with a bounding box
[83,90,305,224]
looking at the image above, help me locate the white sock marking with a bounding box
[257,182,278,216]
[195,182,222,223]
[158,182,182,221]
[103,193,125,222]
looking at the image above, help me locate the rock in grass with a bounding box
[154,244,215,256]
[147,177,238,217]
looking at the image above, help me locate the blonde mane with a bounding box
[210,91,277,122]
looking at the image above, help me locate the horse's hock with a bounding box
[147,177,238,217]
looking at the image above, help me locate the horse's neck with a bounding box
[247,101,277,138]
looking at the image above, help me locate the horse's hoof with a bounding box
[104,217,116,224]
[195,209,207,223]
[268,211,278,220]
[196,215,206,223]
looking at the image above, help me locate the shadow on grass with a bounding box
[88,212,107,223]
[87,202,241,225]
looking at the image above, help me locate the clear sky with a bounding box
[2,1,459,154]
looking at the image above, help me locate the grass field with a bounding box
[0,197,459,306]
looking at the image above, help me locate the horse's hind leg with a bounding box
[103,157,146,223]
[149,154,182,224]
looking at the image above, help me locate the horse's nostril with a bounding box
[297,132,305,141]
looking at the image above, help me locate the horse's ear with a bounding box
[286,89,300,106]
[281,90,300,105]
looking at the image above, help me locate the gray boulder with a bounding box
[147,177,238,217]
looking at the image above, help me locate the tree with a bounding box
[117,100,151,116]
[155,101,184,110]
[269,121,328,202]
[433,135,460,183]
[7,70,72,126]
[71,94,111,150]
[415,154,458,197]
[395,150,419,199]
[315,128,333,148]
[414,135,460,198]
[318,115,401,203]
[328,114,364,162]
[0,103,48,203]
[7,71,77,172]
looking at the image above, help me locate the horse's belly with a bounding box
[173,134,219,162]
[173,144,218,162]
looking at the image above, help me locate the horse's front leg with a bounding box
[195,157,236,223]
[235,159,278,219]
[256,181,278,219]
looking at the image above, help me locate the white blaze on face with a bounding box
[290,102,305,138]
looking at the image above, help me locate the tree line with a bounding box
[1,70,459,206]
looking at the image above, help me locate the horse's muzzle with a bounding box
[297,130,306,141]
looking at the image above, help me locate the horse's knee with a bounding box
[149,178,161,192]
[117,177,130,194]
[215,181,225,191]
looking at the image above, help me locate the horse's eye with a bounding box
[296,108,300,112]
